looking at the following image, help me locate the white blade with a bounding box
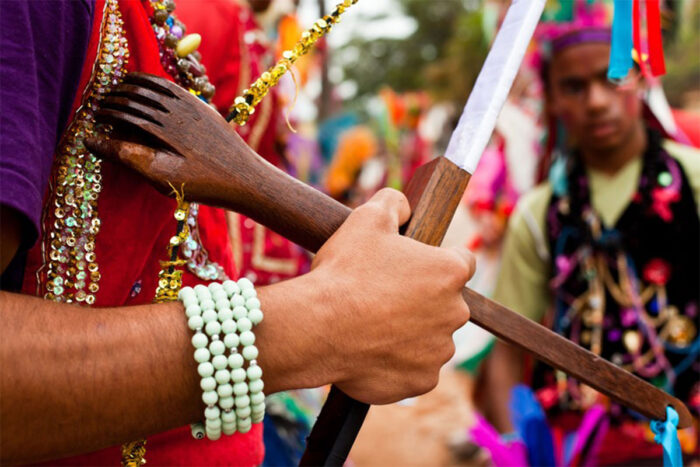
[445,0,545,173]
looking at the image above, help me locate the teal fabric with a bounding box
[651,406,683,467]
[608,0,634,81]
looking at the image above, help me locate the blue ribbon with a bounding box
[650,406,683,467]
[608,0,634,81]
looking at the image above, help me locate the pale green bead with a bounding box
[230,294,245,308]
[217,383,233,398]
[249,379,264,394]
[238,422,252,434]
[205,320,221,337]
[205,405,220,420]
[219,396,234,409]
[222,421,237,435]
[188,315,204,331]
[238,416,252,427]
[221,409,236,423]
[212,354,228,370]
[194,284,209,296]
[239,331,255,347]
[215,298,230,311]
[202,390,218,405]
[201,309,218,324]
[194,348,210,363]
[191,332,208,349]
[200,376,216,392]
[221,318,237,335]
[248,309,263,325]
[245,297,261,310]
[231,368,246,383]
[252,411,264,423]
[209,340,225,356]
[237,277,254,291]
[208,282,224,293]
[185,305,202,318]
[224,333,239,349]
[228,353,244,369]
[232,305,247,320]
[236,406,251,419]
[250,392,265,405]
[215,369,230,385]
[251,401,266,415]
[218,308,233,322]
[236,317,252,333]
[242,289,257,300]
[190,422,205,439]
[211,290,227,303]
[198,362,214,378]
[242,345,258,361]
[182,296,198,309]
[247,365,262,381]
[233,382,248,396]
[178,286,195,302]
[235,394,250,408]
[207,417,222,430]
[222,280,240,297]
[206,427,221,441]
[200,298,215,311]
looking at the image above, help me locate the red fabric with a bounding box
[672,109,700,148]
[551,413,662,465]
[646,0,666,76]
[23,0,261,464]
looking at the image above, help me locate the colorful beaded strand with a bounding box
[226,0,358,125]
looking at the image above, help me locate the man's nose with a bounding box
[586,81,610,113]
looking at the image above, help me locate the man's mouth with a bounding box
[588,120,617,139]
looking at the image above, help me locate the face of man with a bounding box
[547,42,644,153]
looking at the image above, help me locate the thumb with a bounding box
[85,136,157,174]
[361,188,412,233]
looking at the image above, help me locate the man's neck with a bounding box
[579,122,647,176]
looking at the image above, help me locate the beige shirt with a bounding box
[492,140,700,322]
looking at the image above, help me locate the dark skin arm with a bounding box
[475,341,523,433]
[0,190,473,464]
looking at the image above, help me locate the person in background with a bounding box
[477,4,699,465]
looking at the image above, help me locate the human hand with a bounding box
[309,188,474,404]
[85,72,261,207]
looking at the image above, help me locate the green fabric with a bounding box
[492,141,700,323]
[456,337,496,374]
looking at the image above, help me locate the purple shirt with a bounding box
[0,0,95,289]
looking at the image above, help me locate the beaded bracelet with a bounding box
[179,278,265,441]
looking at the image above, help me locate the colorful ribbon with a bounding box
[650,406,683,467]
[608,0,634,81]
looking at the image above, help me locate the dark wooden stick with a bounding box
[219,153,692,435]
[301,157,471,465]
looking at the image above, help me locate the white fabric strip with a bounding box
[444,0,546,173]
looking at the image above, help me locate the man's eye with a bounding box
[562,81,585,95]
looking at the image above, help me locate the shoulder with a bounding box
[511,182,552,230]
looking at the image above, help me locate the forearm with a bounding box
[0,273,340,464]
[0,291,201,463]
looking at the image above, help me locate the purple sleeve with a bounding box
[0,0,95,249]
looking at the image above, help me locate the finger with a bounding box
[125,72,183,98]
[446,246,477,285]
[111,83,171,112]
[361,188,411,232]
[102,96,166,124]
